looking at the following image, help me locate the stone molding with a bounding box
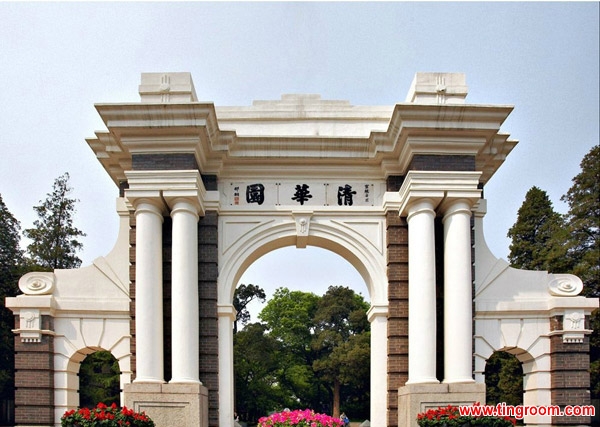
[396,170,482,217]
[125,169,206,216]
[87,72,516,188]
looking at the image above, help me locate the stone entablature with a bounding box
[5,72,598,427]
[88,72,516,186]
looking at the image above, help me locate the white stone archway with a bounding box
[6,71,598,427]
[217,212,389,427]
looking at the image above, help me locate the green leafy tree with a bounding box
[561,145,600,297]
[0,194,24,404]
[79,351,121,408]
[259,288,326,411]
[234,322,284,423]
[238,286,371,418]
[485,351,523,406]
[312,286,370,418]
[507,186,566,271]
[328,332,371,421]
[24,173,86,270]
[259,288,320,355]
[233,283,266,334]
[560,145,600,399]
[505,146,599,401]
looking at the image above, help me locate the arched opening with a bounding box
[233,246,370,425]
[484,351,524,406]
[78,350,121,408]
[218,215,388,427]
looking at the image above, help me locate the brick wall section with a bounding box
[550,335,592,426]
[434,218,445,381]
[129,212,137,380]
[13,315,55,426]
[202,175,218,191]
[408,155,476,171]
[132,153,199,171]
[198,211,219,427]
[386,211,409,427]
[163,217,173,381]
[386,176,405,192]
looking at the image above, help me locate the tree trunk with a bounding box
[333,379,341,418]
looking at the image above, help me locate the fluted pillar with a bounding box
[406,199,439,384]
[170,198,201,383]
[443,199,475,383]
[133,199,165,383]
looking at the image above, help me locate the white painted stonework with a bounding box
[473,200,598,426]
[8,198,132,424]
[6,72,598,427]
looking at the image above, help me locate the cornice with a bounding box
[87,98,517,185]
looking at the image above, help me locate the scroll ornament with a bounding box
[547,274,583,297]
[18,272,56,295]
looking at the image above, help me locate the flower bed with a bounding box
[61,402,154,426]
[417,404,516,427]
[258,409,343,427]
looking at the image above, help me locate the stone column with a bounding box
[406,199,438,384]
[368,305,388,427]
[442,199,475,383]
[133,199,165,383]
[218,305,236,427]
[170,198,201,383]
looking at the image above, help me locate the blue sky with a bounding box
[1,2,598,316]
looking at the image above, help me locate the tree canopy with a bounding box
[233,283,266,334]
[0,194,23,401]
[234,285,370,424]
[507,186,566,271]
[561,145,600,298]
[504,145,599,401]
[23,172,86,270]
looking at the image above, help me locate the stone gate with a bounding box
[6,72,597,427]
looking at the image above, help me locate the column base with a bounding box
[124,382,208,427]
[398,382,485,427]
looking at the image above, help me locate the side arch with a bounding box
[53,317,131,423]
[475,320,552,425]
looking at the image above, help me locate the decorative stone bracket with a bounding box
[546,274,593,343]
[10,272,57,343]
[293,211,313,248]
[17,309,42,343]
[562,309,588,344]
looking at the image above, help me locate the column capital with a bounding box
[439,196,480,221]
[367,304,388,322]
[125,170,207,216]
[397,170,482,217]
[127,196,168,218]
[217,304,237,321]
[406,198,438,222]
[168,197,201,219]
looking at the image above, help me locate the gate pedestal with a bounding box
[124,383,208,427]
[398,382,485,427]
